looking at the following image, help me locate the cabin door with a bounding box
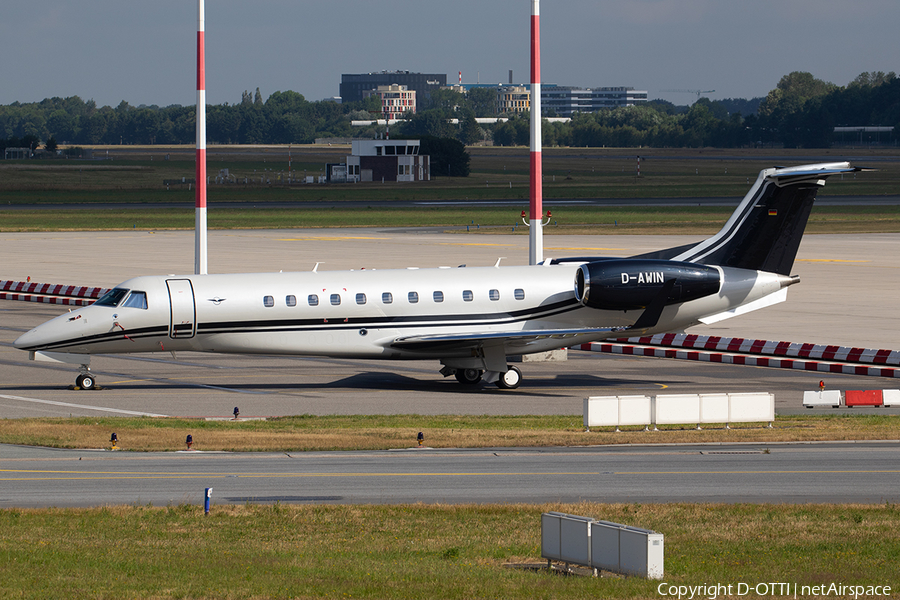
[166,279,196,339]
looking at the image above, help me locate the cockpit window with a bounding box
[122,291,148,309]
[94,288,129,307]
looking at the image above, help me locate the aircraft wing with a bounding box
[390,327,625,352]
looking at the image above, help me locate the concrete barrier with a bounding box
[883,389,900,407]
[802,390,843,408]
[845,390,883,407]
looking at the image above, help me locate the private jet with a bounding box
[14,162,862,390]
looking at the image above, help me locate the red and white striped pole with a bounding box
[529,0,543,265]
[195,0,208,275]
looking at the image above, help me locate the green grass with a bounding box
[2,145,898,202]
[1,204,898,233]
[1,502,897,599]
[1,414,897,452]
[2,146,898,232]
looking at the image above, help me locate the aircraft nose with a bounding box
[14,312,84,352]
[14,326,49,351]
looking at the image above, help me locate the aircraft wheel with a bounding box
[76,374,96,390]
[454,368,483,385]
[496,366,522,390]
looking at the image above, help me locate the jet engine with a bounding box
[574,259,721,310]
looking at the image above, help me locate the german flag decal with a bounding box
[768,209,778,216]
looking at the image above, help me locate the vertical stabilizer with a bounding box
[669,163,859,275]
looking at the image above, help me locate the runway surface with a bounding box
[2,441,897,508]
[0,229,898,507]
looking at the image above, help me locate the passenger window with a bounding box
[286,295,297,307]
[330,294,341,306]
[433,291,444,303]
[263,296,274,308]
[408,291,418,304]
[122,291,148,309]
[515,288,525,301]
[489,289,500,301]
[382,292,393,304]
[356,293,367,305]
[462,290,473,302]
[308,294,319,307]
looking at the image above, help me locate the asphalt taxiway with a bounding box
[1,441,898,508]
[0,229,898,507]
[1,229,897,418]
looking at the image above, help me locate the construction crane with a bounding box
[660,89,716,102]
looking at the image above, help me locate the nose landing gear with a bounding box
[75,365,97,390]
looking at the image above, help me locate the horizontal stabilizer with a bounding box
[698,288,788,325]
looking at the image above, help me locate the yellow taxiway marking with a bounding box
[276,236,388,242]
[796,259,870,263]
[613,470,900,475]
[3,469,898,481]
[0,470,599,481]
[438,242,516,247]
[544,247,628,253]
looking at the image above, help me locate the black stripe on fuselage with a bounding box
[16,324,170,352]
[198,297,579,334]
[23,298,584,352]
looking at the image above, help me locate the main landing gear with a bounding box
[454,368,483,385]
[497,365,522,389]
[448,366,522,389]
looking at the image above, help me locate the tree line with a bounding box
[1,71,897,152]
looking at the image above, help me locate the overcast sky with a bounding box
[3,0,897,109]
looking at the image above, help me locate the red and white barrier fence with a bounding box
[577,333,900,379]
[803,389,900,408]
[0,280,109,306]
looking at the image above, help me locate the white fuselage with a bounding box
[15,262,791,362]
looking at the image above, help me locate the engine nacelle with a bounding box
[574,259,721,310]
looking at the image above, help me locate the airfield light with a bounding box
[233,406,240,420]
[110,432,118,450]
[204,487,213,514]
[186,434,193,450]
[417,432,424,447]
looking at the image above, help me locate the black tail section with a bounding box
[634,163,861,275]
